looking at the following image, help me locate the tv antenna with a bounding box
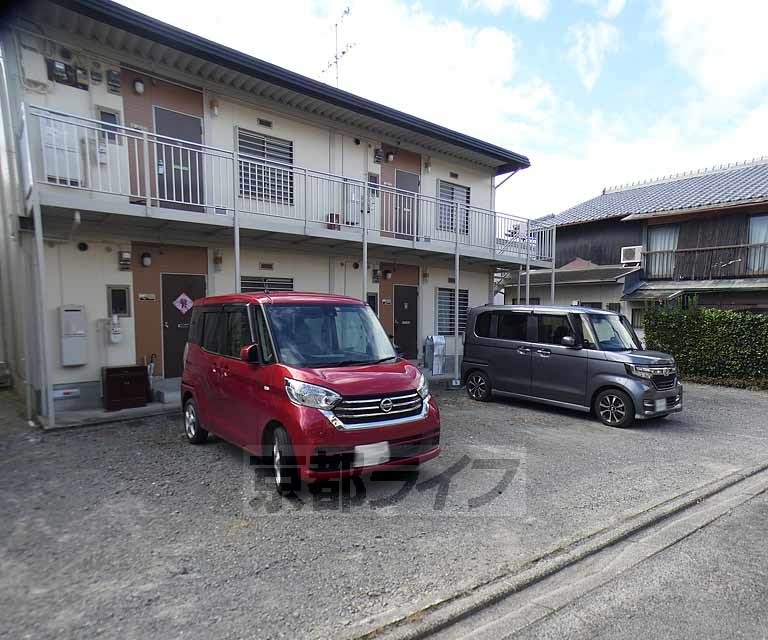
[321,6,355,88]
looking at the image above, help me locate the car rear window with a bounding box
[474,312,493,337]
[498,311,527,340]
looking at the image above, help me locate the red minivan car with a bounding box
[181,292,440,493]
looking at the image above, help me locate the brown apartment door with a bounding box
[394,169,419,239]
[394,284,418,359]
[161,273,207,378]
[154,107,204,211]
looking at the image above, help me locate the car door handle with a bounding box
[537,349,551,357]
[517,346,531,355]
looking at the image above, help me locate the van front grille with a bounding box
[653,374,677,391]
[333,391,423,426]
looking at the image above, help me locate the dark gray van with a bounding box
[461,305,682,428]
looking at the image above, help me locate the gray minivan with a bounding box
[461,305,682,428]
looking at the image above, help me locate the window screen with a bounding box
[241,276,294,293]
[437,288,469,335]
[536,314,573,345]
[238,129,294,204]
[498,312,528,340]
[107,285,130,317]
[437,180,470,234]
[98,109,119,142]
[202,311,225,353]
[225,308,252,358]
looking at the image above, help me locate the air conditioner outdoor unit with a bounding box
[621,245,643,265]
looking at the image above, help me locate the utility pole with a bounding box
[322,7,355,88]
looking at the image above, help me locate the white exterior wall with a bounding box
[43,239,135,384]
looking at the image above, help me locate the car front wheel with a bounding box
[466,371,492,402]
[270,426,300,494]
[594,389,635,428]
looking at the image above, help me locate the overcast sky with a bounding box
[120,0,768,219]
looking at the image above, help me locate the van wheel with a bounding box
[270,427,300,495]
[466,371,492,402]
[183,398,208,444]
[594,389,635,428]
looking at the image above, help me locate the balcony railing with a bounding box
[645,244,768,280]
[23,105,554,262]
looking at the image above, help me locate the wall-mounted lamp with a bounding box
[210,98,220,117]
[133,78,145,95]
[141,252,152,268]
[422,269,430,283]
[372,269,381,283]
[424,157,432,174]
[386,151,395,163]
[383,269,393,280]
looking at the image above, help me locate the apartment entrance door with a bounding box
[154,107,204,212]
[393,284,418,359]
[161,273,207,378]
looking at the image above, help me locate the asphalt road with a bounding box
[513,489,768,640]
[1,382,768,639]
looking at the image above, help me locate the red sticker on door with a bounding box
[173,292,194,314]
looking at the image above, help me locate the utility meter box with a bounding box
[60,305,88,366]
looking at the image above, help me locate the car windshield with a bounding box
[589,314,642,351]
[265,303,397,368]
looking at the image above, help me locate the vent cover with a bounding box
[257,118,273,128]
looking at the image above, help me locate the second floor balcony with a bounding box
[21,105,554,267]
[646,244,768,280]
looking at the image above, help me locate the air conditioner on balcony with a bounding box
[621,245,643,265]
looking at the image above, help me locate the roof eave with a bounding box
[50,0,531,171]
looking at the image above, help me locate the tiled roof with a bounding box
[549,158,768,227]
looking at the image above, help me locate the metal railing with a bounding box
[645,244,768,279]
[25,105,554,262]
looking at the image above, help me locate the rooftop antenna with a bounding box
[321,6,355,88]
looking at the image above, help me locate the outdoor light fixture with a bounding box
[384,270,393,280]
[133,78,145,95]
[141,252,152,267]
[118,251,132,271]
[210,99,220,117]
[386,151,395,163]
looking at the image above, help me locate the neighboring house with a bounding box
[0,0,555,424]
[505,158,768,333]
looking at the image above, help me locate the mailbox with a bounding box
[60,305,87,366]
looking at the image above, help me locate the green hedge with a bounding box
[643,304,768,379]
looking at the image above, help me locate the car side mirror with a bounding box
[561,335,579,348]
[240,343,261,363]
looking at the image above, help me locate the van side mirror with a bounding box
[561,335,579,348]
[240,343,261,363]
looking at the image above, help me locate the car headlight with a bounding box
[625,364,677,380]
[284,378,341,409]
[416,373,430,399]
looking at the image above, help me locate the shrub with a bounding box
[643,304,768,380]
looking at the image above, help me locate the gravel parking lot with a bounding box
[2,382,768,640]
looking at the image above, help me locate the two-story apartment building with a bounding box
[505,158,768,332]
[0,0,555,425]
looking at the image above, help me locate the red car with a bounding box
[181,292,440,493]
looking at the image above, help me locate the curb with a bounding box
[352,459,768,640]
[40,406,180,431]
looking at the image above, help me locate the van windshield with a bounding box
[265,303,398,368]
[589,314,642,351]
